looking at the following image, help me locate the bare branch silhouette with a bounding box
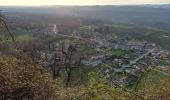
[0,15,16,46]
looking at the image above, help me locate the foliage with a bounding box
[0,55,60,100]
[0,14,15,44]
[2,55,169,100]
[77,72,137,100]
[139,77,170,100]
[133,69,167,91]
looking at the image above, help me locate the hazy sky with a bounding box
[0,0,170,6]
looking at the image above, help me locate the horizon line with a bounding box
[0,3,170,7]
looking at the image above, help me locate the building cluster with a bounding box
[82,36,170,86]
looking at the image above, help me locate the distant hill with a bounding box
[141,4,170,8]
[1,5,170,49]
[1,5,170,30]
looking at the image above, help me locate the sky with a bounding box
[0,0,170,6]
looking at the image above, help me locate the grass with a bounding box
[53,34,81,42]
[15,34,35,41]
[114,72,126,79]
[0,33,36,52]
[104,24,133,29]
[109,49,125,58]
[0,33,35,43]
[80,48,97,54]
[127,69,168,91]
[61,65,98,84]
[79,25,92,30]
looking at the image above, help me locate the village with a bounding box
[81,36,170,86]
[9,24,170,86]
[1,4,170,100]
[28,23,170,87]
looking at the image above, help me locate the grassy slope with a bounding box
[128,69,168,91]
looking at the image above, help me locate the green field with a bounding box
[0,33,35,52]
[80,48,97,54]
[79,25,92,30]
[104,24,133,29]
[127,69,168,91]
[15,34,35,41]
[109,49,125,58]
[0,33,35,43]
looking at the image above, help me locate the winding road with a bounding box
[52,24,105,46]
[114,48,155,73]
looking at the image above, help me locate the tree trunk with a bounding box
[66,70,72,87]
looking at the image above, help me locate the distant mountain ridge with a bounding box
[140,4,170,8]
[1,4,170,30]
[1,4,170,49]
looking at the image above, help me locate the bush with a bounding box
[0,55,59,100]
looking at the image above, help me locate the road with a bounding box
[102,48,155,76]
[114,48,155,73]
[52,24,105,46]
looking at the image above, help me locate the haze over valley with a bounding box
[0,4,170,100]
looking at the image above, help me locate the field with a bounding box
[80,48,97,54]
[15,34,35,41]
[0,33,34,42]
[0,33,35,52]
[127,69,168,91]
[109,49,125,58]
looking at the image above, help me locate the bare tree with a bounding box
[20,40,45,63]
[0,13,16,44]
[61,41,83,86]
